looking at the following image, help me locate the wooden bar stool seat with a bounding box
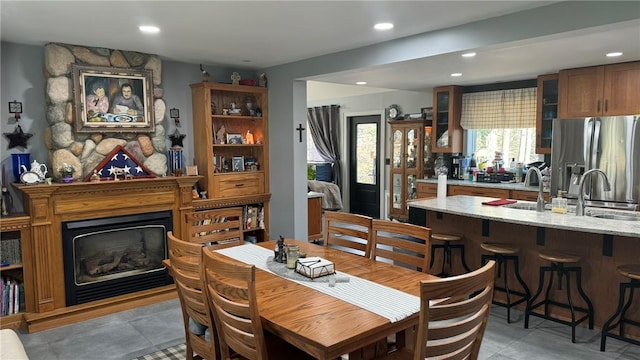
[429,233,471,277]
[525,250,594,343]
[600,264,640,351]
[480,242,530,323]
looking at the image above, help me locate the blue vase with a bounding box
[62,175,73,183]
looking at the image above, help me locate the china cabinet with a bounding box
[536,74,558,154]
[558,61,640,118]
[389,120,425,221]
[432,85,463,153]
[191,82,270,241]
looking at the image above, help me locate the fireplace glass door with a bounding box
[63,211,173,305]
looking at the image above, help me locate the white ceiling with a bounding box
[2,1,640,99]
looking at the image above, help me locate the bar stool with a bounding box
[525,250,594,343]
[429,233,471,277]
[480,243,531,323]
[600,264,640,351]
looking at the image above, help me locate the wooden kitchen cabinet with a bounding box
[448,185,510,199]
[389,120,425,221]
[432,85,464,153]
[558,61,640,118]
[191,82,270,240]
[416,182,438,199]
[536,74,558,154]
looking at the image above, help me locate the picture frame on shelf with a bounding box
[226,133,243,144]
[8,100,22,114]
[232,156,245,172]
[72,64,155,133]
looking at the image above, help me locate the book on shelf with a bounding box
[1,276,21,316]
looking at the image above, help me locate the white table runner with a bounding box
[215,244,420,323]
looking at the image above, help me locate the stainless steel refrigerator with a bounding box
[551,116,640,210]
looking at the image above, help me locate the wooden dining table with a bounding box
[211,239,437,360]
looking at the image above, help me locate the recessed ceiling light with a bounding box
[374,23,394,30]
[606,52,623,57]
[356,81,367,85]
[451,73,463,77]
[462,52,476,58]
[139,25,160,34]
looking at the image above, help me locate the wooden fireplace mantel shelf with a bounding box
[14,176,202,332]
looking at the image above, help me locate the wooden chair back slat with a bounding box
[413,261,496,360]
[185,208,244,247]
[167,231,219,360]
[202,250,267,360]
[370,219,431,272]
[323,211,373,258]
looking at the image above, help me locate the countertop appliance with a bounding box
[551,116,639,210]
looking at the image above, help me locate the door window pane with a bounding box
[356,123,377,185]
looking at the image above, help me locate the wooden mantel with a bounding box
[14,176,201,332]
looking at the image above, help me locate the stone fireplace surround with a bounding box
[43,43,168,181]
[15,176,200,332]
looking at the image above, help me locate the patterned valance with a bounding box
[461,88,537,129]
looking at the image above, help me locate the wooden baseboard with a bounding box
[25,286,177,333]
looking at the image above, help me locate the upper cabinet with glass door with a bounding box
[432,85,464,153]
[536,74,558,154]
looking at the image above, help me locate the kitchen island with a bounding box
[409,195,639,335]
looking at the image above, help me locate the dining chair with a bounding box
[379,260,496,360]
[167,231,219,360]
[323,211,373,257]
[185,207,244,248]
[370,219,431,272]
[201,250,314,360]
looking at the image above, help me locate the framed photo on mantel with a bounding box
[72,64,155,133]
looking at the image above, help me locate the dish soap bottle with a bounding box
[509,157,516,172]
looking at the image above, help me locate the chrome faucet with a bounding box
[576,169,611,216]
[524,167,545,212]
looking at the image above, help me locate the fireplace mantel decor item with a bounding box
[72,64,155,133]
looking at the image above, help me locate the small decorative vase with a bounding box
[62,174,73,183]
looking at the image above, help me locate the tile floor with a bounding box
[16,298,639,360]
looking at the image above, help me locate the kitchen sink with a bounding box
[503,203,549,211]
[503,203,538,210]
[587,213,640,221]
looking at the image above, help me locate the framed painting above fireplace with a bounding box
[72,64,155,133]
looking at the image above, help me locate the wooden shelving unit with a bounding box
[190,82,270,240]
[0,214,32,330]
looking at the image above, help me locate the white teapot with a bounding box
[21,160,48,180]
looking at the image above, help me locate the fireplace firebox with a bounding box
[62,210,173,306]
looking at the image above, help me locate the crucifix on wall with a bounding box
[296,123,305,142]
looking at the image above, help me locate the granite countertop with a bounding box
[409,195,639,238]
[417,178,548,193]
[307,191,324,199]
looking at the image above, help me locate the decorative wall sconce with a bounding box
[169,108,180,126]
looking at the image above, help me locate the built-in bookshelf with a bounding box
[190,82,270,240]
[0,214,31,330]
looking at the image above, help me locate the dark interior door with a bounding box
[349,115,380,218]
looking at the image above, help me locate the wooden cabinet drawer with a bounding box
[417,182,438,198]
[511,190,550,202]
[214,172,264,197]
[448,185,509,198]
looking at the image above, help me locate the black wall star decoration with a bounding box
[3,125,33,150]
[168,129,186,148]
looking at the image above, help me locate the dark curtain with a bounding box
[307,105,342,190]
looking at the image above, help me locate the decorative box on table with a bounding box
[295,257,335,279]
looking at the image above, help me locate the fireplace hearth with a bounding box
[62,211,173,306]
